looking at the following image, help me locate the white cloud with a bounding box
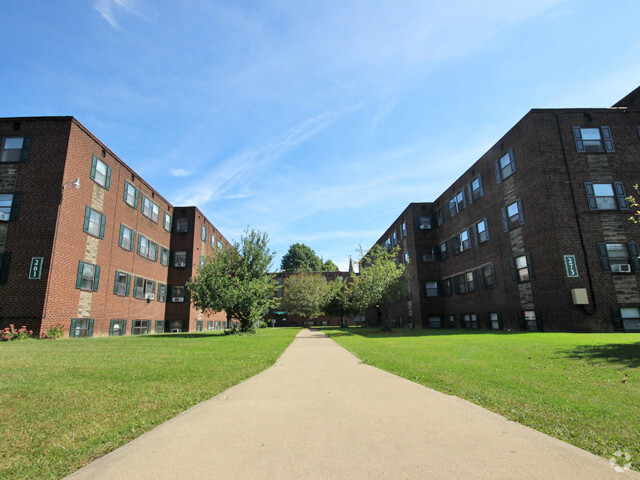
[170,168,193,177]
[93,0,151,28]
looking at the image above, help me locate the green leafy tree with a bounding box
[349,244,407,331]
[281,272,332,324]
[324,277,356,328]
[280,243,323,272]
[322,259,339,272]
[187,229,278,333]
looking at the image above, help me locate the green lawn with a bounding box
[0,328,300,480]
[322,327,640,471]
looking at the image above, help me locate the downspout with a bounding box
[555,112,597,314]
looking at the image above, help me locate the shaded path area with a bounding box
[66,329,638,479]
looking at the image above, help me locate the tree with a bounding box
[280,243,323,272]
[187,229,278,333]
[322,259,339,272]
[349,244,407,331]
[281,272,332,325]
[324,277,356,328]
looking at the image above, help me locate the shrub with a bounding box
[1,324,34,341]
[43,324,65,339]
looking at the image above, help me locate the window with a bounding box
[502,199,525,231]
[200,255,205,267]
[83,206,106,239]
[454,271,475,294]
[0,252,11,284]
[157,284,167,303]
[612,307,640,332]
[469,175,483,202]
[214,321,222,330]
[76,261,100,291]
[510,254,533,283]
[441,278,453,297]
[480,264,496,289]
[133,276,155,299]
[211,234,216,248]
[489,313,501,330]
[428,316,442,329]
[520,310,541,331]
[435,209,445,227]
[584,182,628,211]
[118,225,135,251]
[217,239,223,250]
[598,242,640,272]
[207,321,213,330]
[175,218,190,233]
[422,246,437,263]
[90,155,111,190]
[132,320,150,335]
[447,190,466,217]
[137,235,158,261]
[174,251,187,267]
[109,319,126,336]
[155,320,165,334]
[462,314,478,329]
[113,271,131,296]
[447,314,456,327]
[572,126,614,153]
[196,320,203,332]
[459,230,471,252]
[141,194,159,223]
[123,181,139,208]
[403,251,409,264]
[418,215,432,230]
[201,225,207,241]
[439,242,448,261]
[69,318,94,338]
[425,281,439,297]
[495,149,515,183]
[0,136,31,162]
[475,218,489,243]
[0,193,21,221]
[170,286,185,302]
[160,247,170,267]
[391,231,397,247]
[401,221,407,238]
[163,212,172,231]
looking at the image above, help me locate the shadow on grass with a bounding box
[562,342,640,368]
[142,333,226,340]
[317,326,526,338]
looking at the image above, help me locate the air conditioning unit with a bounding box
[0,212,9,221]
[419,224,429,230]
[172,297,184,302]
[175,261,186,267]
[145,293,155,300]
[612,263,632,273]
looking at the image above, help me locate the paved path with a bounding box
[67,329,639,479]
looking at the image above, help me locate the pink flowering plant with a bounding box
[1,324,34,341]
[43,324,65,339]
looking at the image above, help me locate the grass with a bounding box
[321,327,640,471]
[0,328,300,480]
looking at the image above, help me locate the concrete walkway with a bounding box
[66,329,639,479]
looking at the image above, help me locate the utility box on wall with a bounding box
[571,288,589,305]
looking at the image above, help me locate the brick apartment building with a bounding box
[0,117,231,337]
[368,86,640,333]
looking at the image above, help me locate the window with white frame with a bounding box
[76,261,100,291]
[447,190,466,217]
[1,136,31,162]
[454,271,475,294]
[459,230,471,252]
[401,221,407,238]
[475,218,489,243]
[572,126,614,153]
[83,206,105,239]
[510,254,533,283]
[132,320,150,335]
[163,212,172,231]
[489,313,500,330]
[118,224,135,251]
[462,313,478,329]
[495,149,515,183]
[502,199,525,231]
[598,243,639,273]
[155,320,165,334]
[141,194,159,223]
[425,281,439,297]
[170,286,185,301]
[584,182,627,211]
[90,156,111,189]
[0,193,20,221]
[174,251,187,267]
[470,176,483,201]
[201,225,207,241]
[521,310,540,331]
[133,276,155,299]
[211,234,216,248]
[70,318,93,338]
[160,247,169,266]
[480,264,496,289]
[618,307,640,332]
[123,181,139,208]
[157,284,167,303]
[428,316,442,328]
[113,271,130,296]
[109,319,126,336]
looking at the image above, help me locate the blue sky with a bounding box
[2,1,640,270]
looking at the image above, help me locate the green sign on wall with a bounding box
[563,255,578,278]
[29,257,44,280]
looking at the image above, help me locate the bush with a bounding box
[1,324,34,341]
[43,324,65,339]
[258,320,269,329]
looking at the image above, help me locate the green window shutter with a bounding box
[584,183,597,210]
[134,276,140,298]
[90,156,97,181]
[509,258,518,282]
[122,319,127,335]
[572,126,585,152]
[93,265,100,291]
[611,307,624,331]
[494,159,501,184]
[517,199,525,226]
[614,182,628,210]
[109,319,115,336]
[99,213,106,239]
[130,232,135,252]
[118,224,124,247]
[137,234,142,255]
[153,243,158,262]
[628,243,640,272]
[123,182,129,202]
[76,261,85,289]
[105,165,112,190]
[88,319,94,337]
[597,243,611,272]
[151,281,156,296]
[9,192,22,220]
[125,274,131,296]
[69,318,77,338]
[134,189,140,209]
[113,271,120,295]
[20,136,32,162]
[83,206,91,233]
[601,126,615,152]
[0,252,12,284]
